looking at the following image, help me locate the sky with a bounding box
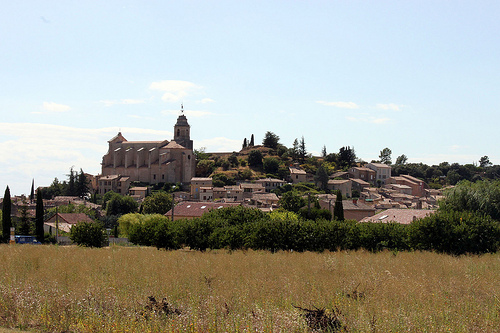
[1,1,499,195]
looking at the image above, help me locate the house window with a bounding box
[162,174,165,180]
[153,174,156,180]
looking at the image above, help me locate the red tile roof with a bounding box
[166,201,241,218]
[360,209,435,224]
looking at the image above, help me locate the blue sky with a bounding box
[1,1,499,195]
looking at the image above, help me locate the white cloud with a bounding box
[35,101,71,113]
[316,101,359,109]
[149,80,201,102]
[0,123,173,195]
[100,99,146,107]
[195,137,242,152]
[376,103,404,111]
[162,109,215,118]
[200,98,215,104]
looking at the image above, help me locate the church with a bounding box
[99,106,196,194]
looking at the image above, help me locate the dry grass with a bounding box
[0,245,499,332]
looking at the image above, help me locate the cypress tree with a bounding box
[242,138,248,149]
[333,190,344,221]
[30,179,35,203]
[2,186,12,242]
[35,189,45,243]
[249,134,254,146]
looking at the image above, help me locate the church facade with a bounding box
[100,111,196,192]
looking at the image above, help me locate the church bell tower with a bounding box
[173,104,193,149]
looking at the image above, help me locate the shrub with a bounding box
[70,221,108,248]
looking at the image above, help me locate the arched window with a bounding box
[177,129,180,137]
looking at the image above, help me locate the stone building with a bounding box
[100,109,196,193]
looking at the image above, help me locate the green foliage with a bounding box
[314,164,330,191]
[262,131,280,149]
[118,213,146,237]
[263,157,280,174]
[70,221,108,247]
[228,153,239,167]
[395,154,408,165]
[247,150,263,167]
[338,146,356,169]
[333,191,344,221]
[439,180,500,220]
[408,210,500,255]
[298,207,332,221]
[106,195,138,216]
[142,191,173,215]
[35,190,45,243]
[196,159,216,177]
[278,191,306,213]
[379,147,392,165]
[212,173,236,187]
[194,147,209,160]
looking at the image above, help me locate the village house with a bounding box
[348,167,376,183]
[44,213,94,234]
[360,209,435,224]
[366,163,392,185]
[289,167,307,184]
[327,179,352,198]
[165,201,241,220]
[190,177,213,200]
[98,175,131,195]
[386,175,429,197]
[254,178,286,193]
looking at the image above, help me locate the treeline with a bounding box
[119,207,499,256]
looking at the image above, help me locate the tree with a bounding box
[479,156,492,168]
[242,138,248,150]
[263,157,280,175]
[338,146,356,169]
[30,179,35,203]
[107,195,139,216]
[196,159,216,177]
[228,153,239,167]
[249,134,255,147]
[248,150,263,167]
[262,131,280,149]
[35,189,45,243]
[17,198,32,235]
[70,221,107,247]
[298,136,307,163]
[142,192,173,215]
[67,167,76,196]
[333,190,344,221]
[395,154,408,166]
[379,147,392,165]
[278,191,306,213]
[194,147,209,161]
[315,164,330,191]
[76,169,90,198]
[2,186,12,242]
[321,145,327,158]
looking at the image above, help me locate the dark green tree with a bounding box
[298,136,307,163]
[290,138,299,161]
[379,147,392,165]
[321,145,327,158]
[263,157,280,175]
[248,150,263,167]
[278,191,306,213]
[67,167,76,196]
[107,195,138,216]
[228,153,239,167]
[76,169,90,198]
[30,179,35,203]
[262,131,280,149]
[479,156,492,168]
[242,138,248,150]
[249,134,255,146]
[333,190,344,221]
[35,189,45,243]
[338,146,356,169]
[315,164,330,191]
[2,186,12,242]
[196,159,216,177]
[395,154,408,165]
[142,191,173,215]
[17,198,32,235]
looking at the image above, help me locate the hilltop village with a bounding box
[1,106,499,245]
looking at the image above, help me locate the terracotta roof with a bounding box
[360,209,435,224]
[289,167,306,174]
[342,200,376,211]
[166,201,241,218]
[350,178,370,185]
[368,163,392,169]
[130,187,148,191]
[255,178,285,183]
[252,193,279,201]
[351,167,375,172]
[241,183,265,189]
[45,213,94,225]
[328,179,350,185]
[191,177,213,182]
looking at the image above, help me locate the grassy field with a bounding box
[0,245,499,332]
